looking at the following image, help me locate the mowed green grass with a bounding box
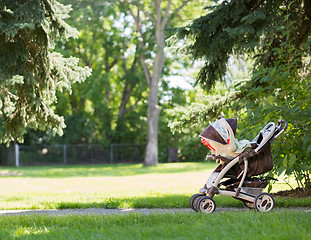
[0,162,309,210]
[0,162,215,210]
[0,211,311,240]
[0,163,310,240]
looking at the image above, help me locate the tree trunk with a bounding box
[124,0,190,166]
[144,15,165,166]
[126,0,190,166]
[144,77,161,166]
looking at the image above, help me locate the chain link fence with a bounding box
[0,144,145,166]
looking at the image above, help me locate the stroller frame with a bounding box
[190,119,288,213]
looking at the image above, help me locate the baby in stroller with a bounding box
[190,116,287,213]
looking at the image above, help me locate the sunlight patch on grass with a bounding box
[0,162,309,210]
[0,162,218,178]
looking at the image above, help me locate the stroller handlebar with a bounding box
[277,119,288,131]
[272,119,288,141]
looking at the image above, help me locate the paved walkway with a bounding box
[0,207,310,216]
[0,208,192,216]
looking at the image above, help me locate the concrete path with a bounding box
[0,208,193,216]
[0,207,310,216]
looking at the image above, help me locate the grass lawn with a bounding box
[0,211,310,239]
[0,163,310,239]
[0,162,310,210]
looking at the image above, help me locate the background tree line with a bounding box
[0,0,208,164]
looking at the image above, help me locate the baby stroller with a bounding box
[190,116,288,213]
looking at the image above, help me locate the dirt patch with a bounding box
[272,187,311,198]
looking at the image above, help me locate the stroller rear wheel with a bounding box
[189,194,203,211]
[196,196,216,213]
[254,193,275,212]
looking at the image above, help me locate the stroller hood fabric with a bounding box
[200,118,237,144]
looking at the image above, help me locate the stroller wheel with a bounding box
[242,200,255,209]
[254,193,275,212]
[189,194,203,211]
[196,196,216,213]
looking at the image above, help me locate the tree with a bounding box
[53,0,147,145]
[0,0,91,144]
[173,0,311,189]
[176,0,311,89]
[123,0,205,166]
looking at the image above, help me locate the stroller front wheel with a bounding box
[254,193,275,212]
[196,196,216,213]
[189,194,203,211]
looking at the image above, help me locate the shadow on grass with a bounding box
[54,194,311,210]
[0,162,218,178]
[55,195,243,210]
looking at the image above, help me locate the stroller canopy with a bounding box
[200,118,237,145]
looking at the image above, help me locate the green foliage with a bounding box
[16,0,209,165]
[168,83,233,132]
[172,1,311,188]
[168,83,237,161]
[175,0,311,90]
[54,0,140,144]
[0,0,91,144]
[235,12,311,189]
